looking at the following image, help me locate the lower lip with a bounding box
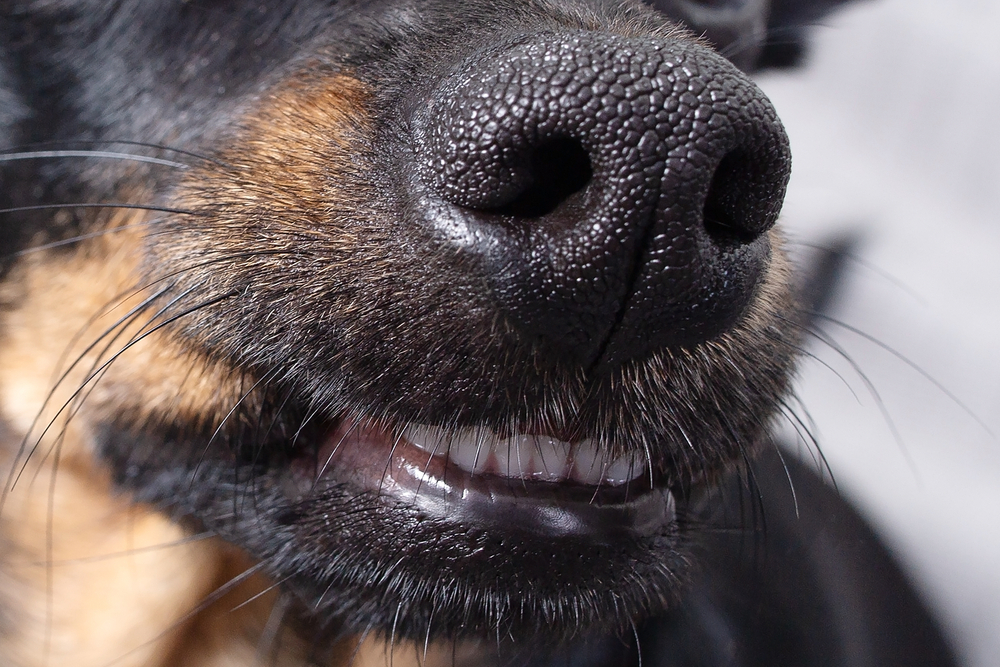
[291,419,678,542]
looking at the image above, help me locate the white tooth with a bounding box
[523,442,542,479]
[507,435,546,480]
[603,454,646,486]
[526,434,570,481]
[401,424,641,485]
[569,439,605,486]
[401,424,448,458]
[492,436,515,477]
[512,435,536,478]
[443,427,492,475]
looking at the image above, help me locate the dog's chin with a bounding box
[99,402,701,643]
[283,419,691,643]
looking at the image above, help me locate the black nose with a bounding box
[414,31,790,369]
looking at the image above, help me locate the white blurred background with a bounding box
[755,1,1000,665]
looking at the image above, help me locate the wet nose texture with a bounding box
[414,32,790,369]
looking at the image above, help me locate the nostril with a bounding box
[410,31,791,367]
[702,148,761,248]
[488,138,593,219]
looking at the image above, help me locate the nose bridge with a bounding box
[414,30,790,369]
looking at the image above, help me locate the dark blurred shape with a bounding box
[643,0,865,70]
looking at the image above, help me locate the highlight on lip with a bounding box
[399,423,648,486]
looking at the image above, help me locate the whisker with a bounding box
[0,149,188,169]
[348,623,376,667]
[254,593,292,667]
[414,422,448,502]
[788,393,833,485]
[33,531,215,567]
[128,249,299,302]
[10,218,167,258]
[422,600,437,665]
[776,399,835,488]
[8,285,191,491]
[0,285,169,509]
[810,312,994,437]
[642,440,654,496]
[0,138,226,167]
[43,426,65,660]
[770,443,799,519]
[241,383,298,512]
[752,21,835,52]
[792,239,926,306]
[188,369,277,485]
[287,403,322,456]
[759,323,861,402]
[389,600,403,667]
[40,288,191,464]
[315,419,360,486]
[718,26,769,61]
[104,561,270,667]
[377,431,405,498]
[736,446,767,549]
[630,617,643,667]
[11,288,231,491]
[230,573,295,613]
[473,426,487,475]
[795,317,921,475]
[0,202,201,216]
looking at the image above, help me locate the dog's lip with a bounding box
[290,417,677,542]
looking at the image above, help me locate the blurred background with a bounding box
[755,1,1000,665]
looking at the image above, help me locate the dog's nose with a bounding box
[415,32,790,368]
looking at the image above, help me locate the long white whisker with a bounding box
[0,150,187,169]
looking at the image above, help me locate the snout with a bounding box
[146,8,802,645]
[411,31,790,368]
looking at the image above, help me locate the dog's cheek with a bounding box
[147,72,382,361]
[0,213,300,666]
[0,215,243,450]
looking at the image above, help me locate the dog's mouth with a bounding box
[288,418,677,543]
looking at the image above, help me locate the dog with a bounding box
[0,1,958,665]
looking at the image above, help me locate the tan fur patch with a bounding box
[0,219,278,665]
[169,71,375,270]
[0,72,402,667]
[0,212,279,665]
